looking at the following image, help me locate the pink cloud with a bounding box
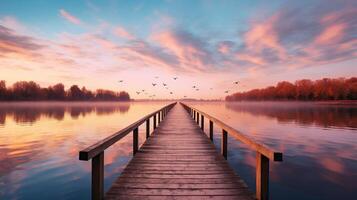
[152,29,213,72]
[217,41,234,55]
[314,23,346,45]
[113,26,135,40]
[0,25,44,59]
[234,5,357,69]
[59,9,81,25]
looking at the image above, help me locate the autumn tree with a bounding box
[0,80,6,100]
[226,77,357,101]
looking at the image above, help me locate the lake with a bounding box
[0,101,356,199]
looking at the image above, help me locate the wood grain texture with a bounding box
[106,104,254,200]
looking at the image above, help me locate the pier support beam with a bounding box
[153,115,157,130]
[201,115,204,130]
[209,120,213,141]
[92,152,104,200]
[146,119,150,138]
[133,128,138,155]
[221,129,227,159]
[256,153,269,200]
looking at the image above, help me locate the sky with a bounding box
[0,0,356,99]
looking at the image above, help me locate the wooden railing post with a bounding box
[146,119,150,138]
[209,120,213,141]
[193,110,196,120]
[196,113,199,124]
[153,114,157,129]
[158,112,161,124]
[92,152,104,200]
[133,127,138,155]
[256,153,269,200]
[221,129,227,159]
[201,115,204,130]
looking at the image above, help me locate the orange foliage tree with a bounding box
[226,77,357,101]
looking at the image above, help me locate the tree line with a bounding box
[226,77,357,101]
[0,81,130,101]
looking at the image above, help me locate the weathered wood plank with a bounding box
[105,104,254,199]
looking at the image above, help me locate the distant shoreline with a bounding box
[0,100,356,105]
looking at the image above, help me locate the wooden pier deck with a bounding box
[106,104,254,199]
[79,102,282,200]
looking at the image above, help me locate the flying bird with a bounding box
[136,91,140,95]
[173,77,178,80]
[163,83,167,87]
[224,90,229,93]
[154,76,159,79]
[192,86,196,88]
[118,80,123,83]
[142,89,145,92]
[152,83,157,86]
[196,89,199,91]
[170,92,173,94]
[234,81,239,85]
[184,96,187,98]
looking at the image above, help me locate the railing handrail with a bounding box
[180,102,282,162]
[79,102,177,161]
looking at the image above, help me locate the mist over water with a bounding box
[0,101,356,199]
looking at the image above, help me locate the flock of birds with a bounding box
[118,76,240,99]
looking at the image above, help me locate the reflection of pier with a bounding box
[79,102,282,200]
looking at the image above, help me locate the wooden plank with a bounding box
[106,196,253,200]
[105,104,254,199]
[107,188,252,196]
[112,183,246,189]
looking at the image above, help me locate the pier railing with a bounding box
[180,102,283,200]
[79,102,176,200]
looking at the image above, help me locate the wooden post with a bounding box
[161,110,164,121]
[92,152,104,200]
[193,110,196,120]
[133,127,138,155]
[158,112,161,124]
[196,113,199,124]
[221,129,227,159]
[209,120,213,141]
[146,119,150,138]
[153,114,157,130]
[256,153,269,200]
[201,115,204,130]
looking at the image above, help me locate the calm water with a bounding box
[0,101,356,199]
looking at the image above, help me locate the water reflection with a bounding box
[0,101,356,200]
[189,101,357,200]
[225,102,357,129]
[0,101,167,199]
[0,102,130,124]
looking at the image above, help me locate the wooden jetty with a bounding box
[79,102,283,200]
